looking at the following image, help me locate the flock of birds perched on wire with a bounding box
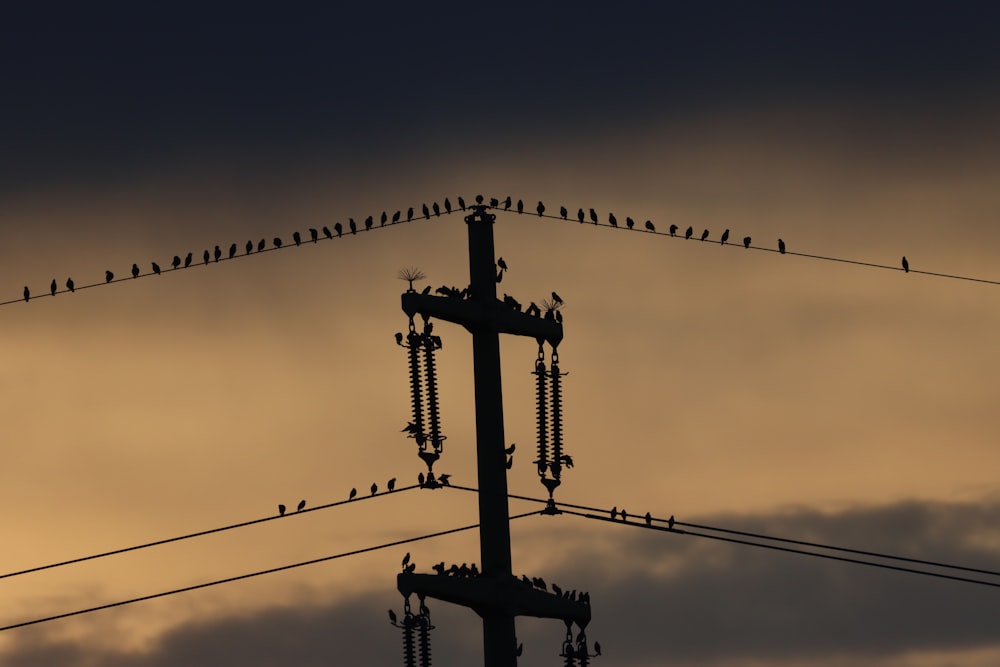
[14,193,917,304]
[276,476,399,516]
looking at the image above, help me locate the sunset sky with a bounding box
[2,4,1000,666]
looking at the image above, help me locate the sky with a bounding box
[2,3,1000,665]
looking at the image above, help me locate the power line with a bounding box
[0,510,542,633]
[0,484,420,581]
[445,484,1000,582]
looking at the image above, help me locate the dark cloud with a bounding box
[4,498,999,666]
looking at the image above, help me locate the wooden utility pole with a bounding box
[398,205,587,665]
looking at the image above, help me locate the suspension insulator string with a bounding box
[406,321,426,451]
[417,596,433,667]
[534,344,549,481]
[550,348,564,482]
[422,330,444,454]
[401,597,417,667]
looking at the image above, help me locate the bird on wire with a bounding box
[609,212,618,227]
[381,211,389,225]
[273,237,282,248]
[778,238,786,254]
[229,243,237,259]
[105,270,114,282]
[278,504,286,516]
[131,263,140,278]
[458,196,466,210]
[334,223,343,237]
[203,249,210,264]
[720,229,729,244]
[560,206,568,219]
[443,200,451,214]
[589,208,598,224]
[407,207,414,222]
[516,199,524,214]
[23,286,30,302]
[392,211,401,224]
[172,255,181,269]
[66,277,75,292]
[365,215,373,230]
[152,262,161,275]
[349,487,357,500]
[902,256,909,272]
[422,204,430,219]
[185,252,193,267]
[214,245,222,262]
[370,482,378,496]
[685,226,693,240]
[645,220,655,232]
[246,240,254,254]
[577,208,585,223]
[743,236,751,248]
[349,219,357,235]
[50,279,56,296]
[387,477,396,492]
[537,201,545,216]
[323,226,333,239]
[700,229,709,241]
[257,239,266,252]
[626,217,634,229]
[669,224,678,236]
[297,500,306,512]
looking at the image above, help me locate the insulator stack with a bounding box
[407,329,426,450]
[550,351,564,481]
[561,623,577,666]
[575,629,590,667]
[417,614,433,667]
[422,333,443,453]
[534,351,549,478]
[402,613,417,667]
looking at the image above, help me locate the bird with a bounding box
[229,243,237,258]
[621,509,628,522]
[438,473,451,485]
[246,240,254,255]
[669,223,678,236]
[551,291,563,305]
[391,211,401,224]
[700,228,709,241]
[349,488,357,500]
[422,204,430,219]
[387,477,396,492]
[645,511,652,526]
[685,226,693,239]
[457,196,466,210]
[388,609,397,624]
[365,215,373,230]
[307,228,318,243]
[370,482,378,496]
[668,514,675,530]
[498,257,507,271]
[258,239,266,252]
[105,270,114,282]
[297,499,306,512]
[273,237,282,248]
[594,641,602,656]
[349,219,357,234]
[131,263,140,278]
[184,252,193,268]
[560,205,568,219]
[381,211,388,225]
[50,279,57,296]
[778,238,786,254]
[214,245,222,262]
[645,220,655,232]
[402,552,411,567]
[203,249,210,264]
[432,203,440,217]
[610,506,618,520]
[589,208,598,224]
[626,216,634,229]
[902,256,909,272]
[407,207,414,222]
[506,455,513,469]
[23,286,30,302]
[609,212,617,227]
[552,583,563,596]
[152,262,161,275]
[421,285,432,295]
[418,472,425,486]
[66,277,75,292]
[505,443,516,455]
[536,201,545,216]
[443,199,451,214]
[172,255,181,269]
[490,197,499,208]
[517,643,523,657]
[334,222,343,237]
[743,236,751,248]
[577,208,585,223]
[496,269,503,283]
[278,504,286,516]
[720,229,730,244]
[502,196,511,210]
[323,226,333,239]
[516,199,524,214]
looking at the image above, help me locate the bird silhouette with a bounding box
[610,506,618,520]
[273,237,282,248]
[551,291,563,304]
[432,203,440,217]
[402,552,411,567]
[391,210,401,224]
[517,199,524,214]
[490,197,499,208]
[422,204,430,219]
[307,228,318,243]
[498,257,507,271]
[349,219,357,235]
[334,222,343,237]
[577,208,585,223]
[258,239,266,252]
[778,238,786,254]
[646,220,656,232]
[700,228,709,241]
[407,207,414,222]
[443,199,451,214]
[421,285,432,295]
[203,249,210,264]
[685,226,693,239]
[560,206,568,219]
[668,515,675,529]
[609,212,617,227]
[388,609,397,624]
[589,208,598,224]
[105,270,114,282]
[594,641,601,656]
[172,255,181,269]
[536,201,544,216]
[245,240,253,255]
[50,279,57,296]
[185,252,193,267]
[296,499,306,512]
[506,455,513,469]
[500,196,510,210]
[902,256,909,272]
[278,504,286,516]
[214,245,222,262]
[438,473,451,485]
[645,511,652,526]
[365,215,373,230]
[505,443,516,455]
[743,236,751,248]
[516,643,523,657]
[418,472,425,486]
[626,216,634,229]
[669,223,678,236]
[381,211,388,225]
[394,332,403,345]
[66,277,75,292]
[720,229,730,244]
[152,262,161,275]
[387,477,396,492]
[23,286,30,302]
[131,263,140,278]
[229,243,237,258]
[621,509,628,521]
[349,488,357,500]
[458,196,467,210]
[496,269,503,283]
[323,226,333,239]
[370,482,377,496]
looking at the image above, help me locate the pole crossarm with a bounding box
[401,292,563,347]
[397,573,591,626]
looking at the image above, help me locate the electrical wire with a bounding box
[444,484,1000,583]
[0,510,541,632]
[0,484,420,581]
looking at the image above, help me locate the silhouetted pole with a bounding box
[466,206,517,666]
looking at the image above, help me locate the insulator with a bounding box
[417,615,433,667]
[550,359,564,480]
[562,640,576,667]
[402,614,417,667]
[576,630,590,667]
[534,356,549,478]
[422,335,445,453]
[407,331,425,450]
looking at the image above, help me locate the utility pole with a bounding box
[398,205,588,665]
